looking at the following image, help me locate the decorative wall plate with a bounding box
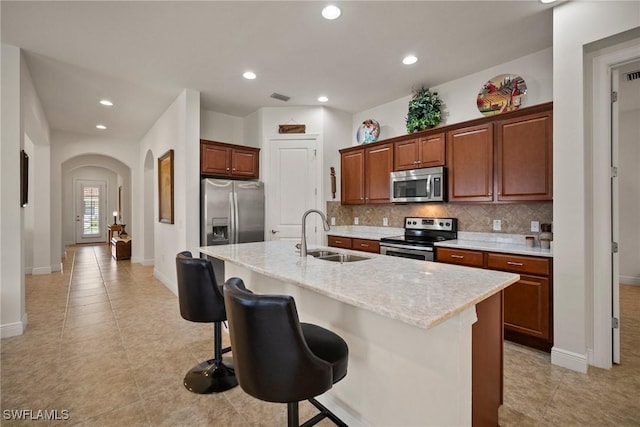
[477,74,527,117]
[357,119,380,144]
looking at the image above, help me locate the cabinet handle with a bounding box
[232,168,236,171]
[226,168,230,171]
[335,240,342,244]
[451,255,464,259]
[414,160,419,164]
[360,243,369,247]
[507,261,524,266]
[487,192,492,196]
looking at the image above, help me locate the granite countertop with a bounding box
[435,231,553,258]
[326,225,403,240]
[200,241,519,331]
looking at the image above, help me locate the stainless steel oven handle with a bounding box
[379,242,433,252]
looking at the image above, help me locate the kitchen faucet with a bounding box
[300,209,331,257]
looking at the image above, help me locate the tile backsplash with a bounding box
[326,201,553,235]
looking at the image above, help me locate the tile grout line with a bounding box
[93,245,156,426]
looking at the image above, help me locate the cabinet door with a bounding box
[504,275,550,341]
[496,111,552,201]
[341,149,365,205]
[201,143,231,176]
[365,143,393,204]
[328,235,352,249]
[352,238,380,253]
[419,132,445,167]
[231,148,259,178]
[447,124,494,202]
[436,247,484,267]
[394,139,420,171]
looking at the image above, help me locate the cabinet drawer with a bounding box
[437,248,484,267]
[328,236,352,249]
[487,253,549,276]
[352,238,380,253]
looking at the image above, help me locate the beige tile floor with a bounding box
[1,244,639,426]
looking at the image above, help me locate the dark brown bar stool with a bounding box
[175,251,237,394]
[223,277,348,427]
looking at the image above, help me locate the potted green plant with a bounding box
[406,87,443,133]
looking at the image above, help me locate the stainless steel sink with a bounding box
[306,249,339,258]
[306,249,369,263]
[317,253,370,263]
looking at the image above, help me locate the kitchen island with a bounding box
[201,241,519,426]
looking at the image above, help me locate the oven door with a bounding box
[380,242,434,261]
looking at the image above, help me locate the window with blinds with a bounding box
[82,186,101,235]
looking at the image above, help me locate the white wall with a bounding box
[322,107,352,201]
[137,89,200,294]
[352,47,553,145]
[61,163,119,246]
[20,51,52,275]
[553,1,640,372]
[51,131,138,264]
[1,44,26,337]
[619,109,640,284]
[200,109,244,145]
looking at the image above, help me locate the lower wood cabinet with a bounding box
[437,247,553,351]
[327,236,380,254]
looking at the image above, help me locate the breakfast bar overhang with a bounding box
[201,241,519,426]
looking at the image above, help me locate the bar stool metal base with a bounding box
[183,357,237,394]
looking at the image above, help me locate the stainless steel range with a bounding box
[379,217,457,261]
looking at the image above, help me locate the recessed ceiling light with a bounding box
[243,71,257,80]
[403,55,418,65]
[99,99,113,106]
[96,124,107,130]
[322,5,341,20]
[539,0,557,3]
[318,96,329,103]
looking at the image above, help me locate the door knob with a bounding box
[271,230,279,234]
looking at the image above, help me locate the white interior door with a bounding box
[611,68,621,364]
[268,137,320,243]
[76,180,107,244]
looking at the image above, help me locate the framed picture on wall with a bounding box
[158,149,174,224]
[20,150,28,207]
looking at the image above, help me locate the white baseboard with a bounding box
[51,263,63,272]
[32,266,52,275]
[1,313,27,338]
[141,259,154,266]
[316,394,370,427]
[620,276,640,286]
[551,347,588,373]
[154,268,177,296]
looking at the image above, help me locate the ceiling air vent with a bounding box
[270,92,290,102]
[625,70,640,81]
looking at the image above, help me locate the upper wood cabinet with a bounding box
[340,143,393,205]
[496,111,553,201]
[447,124,494,202]
[200,140,260,179]
[447,106,553,203]
[394,133,445,171]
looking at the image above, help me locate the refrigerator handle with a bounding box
[229,192,235,244]
[233,191,239,243]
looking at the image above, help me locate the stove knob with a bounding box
[446,222,451,227]
[412,221,417,225]
[439,222,444,226]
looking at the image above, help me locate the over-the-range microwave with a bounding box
[390,166,446,203]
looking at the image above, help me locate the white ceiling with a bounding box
[1,1,555,141]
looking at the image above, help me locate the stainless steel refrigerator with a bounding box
[201,178,265,247]
[201,178,265,285]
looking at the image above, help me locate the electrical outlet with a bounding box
[493,219,502,231]
[330,217,336,226]
[531,221,540,232]
[382,217,389,226]
[354,217,359,225]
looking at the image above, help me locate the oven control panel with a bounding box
[404,217,457,232]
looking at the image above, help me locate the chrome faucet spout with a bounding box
[300,209,330,257]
